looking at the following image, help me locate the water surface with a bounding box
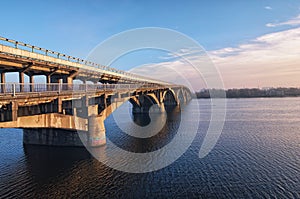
[0,98,299,198]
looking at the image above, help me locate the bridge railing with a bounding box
[0,36,169,85]
[0,83,168,96]
[0,36,120,73]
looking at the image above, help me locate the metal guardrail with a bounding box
[0,83,171,96]
[0,36,169,85]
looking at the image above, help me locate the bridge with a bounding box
[0,36,192,147]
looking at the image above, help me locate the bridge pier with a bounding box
[29,75,34,92]
[19,71,24,92]
[62,75,73,85]
[87,105,106,147]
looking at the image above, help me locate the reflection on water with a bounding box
[108,105,181,153]
[23,145,92,183]
[0,98,299,198]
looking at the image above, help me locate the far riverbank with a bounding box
[195,87,300,98]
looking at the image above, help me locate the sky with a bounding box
[0,0,300,89]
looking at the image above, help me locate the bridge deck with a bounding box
[0,36,169,85]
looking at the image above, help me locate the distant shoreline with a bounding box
[195,96,300,99]
[195,87,300,99]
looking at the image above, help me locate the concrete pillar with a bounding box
[46,75,51,84]
[62,76,73,91]
[62,76,73,84]
[58,97,62,113]
[159,91,164,103]
[29,75,34,92]
[50,76,59,83]
[50,76,60,92]
[88,105,106,147]
[53,97,62,113]
[10,101,18,121]
[0,72,5,93]
[156,103,165,113]
[46,74,51,91]
[19,71,24,92]
[104,94,107,108]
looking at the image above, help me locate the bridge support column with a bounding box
[10,101,18,121]
[53,97,62,113]
[157,103,165,113]
[50,76,60,83]
[62,76,73,84]
[46,75,51,84]
[87,105,106,147]
[62,76,73,91]
[46,74,51,91]
[19,71,24,92]
[29,75,34,92]
[50,76,60,91]
[0,72,5,93]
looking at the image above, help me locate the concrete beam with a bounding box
[0,113,87,131]
[21,62,33,73]
[69,71,79,79]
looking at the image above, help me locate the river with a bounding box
[0,98,299,198]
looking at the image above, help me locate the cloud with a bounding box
[266,14,300,27]
[209,27,300,88]
[130,51,212,92]
[131,27,300,89]
[264,6,272,10]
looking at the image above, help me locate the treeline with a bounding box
[196,87,300,98]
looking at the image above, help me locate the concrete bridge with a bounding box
[0,36,192,147]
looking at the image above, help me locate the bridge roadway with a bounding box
[0,36,168,85]
[0,36,192,147]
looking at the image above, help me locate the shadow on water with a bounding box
[21,105,182,184]
[131,113,151,127]
[23,144,92,183]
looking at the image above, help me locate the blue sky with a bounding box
[1,0,300,88]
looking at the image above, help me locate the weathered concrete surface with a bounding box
[0,113,87,131]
